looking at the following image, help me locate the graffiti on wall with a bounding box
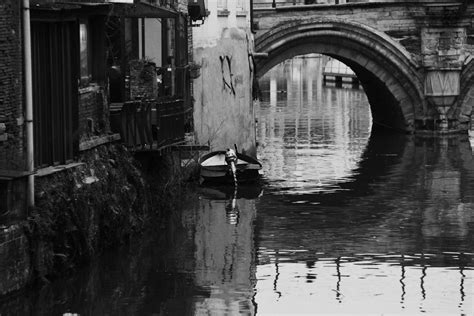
[220,55,236,95]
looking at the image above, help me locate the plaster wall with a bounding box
[193,0,251,48]
[193,29,256,157]
[193,0,256,157]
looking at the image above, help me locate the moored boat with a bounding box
[199,150,262,184]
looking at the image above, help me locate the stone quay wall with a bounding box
[0,142,190,297]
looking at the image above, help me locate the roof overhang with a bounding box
[30,1,178,18]
[108,2,178,18]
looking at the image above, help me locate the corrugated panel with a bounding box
[31,21,78,167]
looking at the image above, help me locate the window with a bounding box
[236,0,247,17]
[236,0,246,11]
[217,0,228,9]
[79,21,90,86]
[217,0,229,16]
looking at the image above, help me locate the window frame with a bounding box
[79,19,92,87]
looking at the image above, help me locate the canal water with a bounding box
[3,56,474,315]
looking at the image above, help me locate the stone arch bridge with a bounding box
[252,1,474,133]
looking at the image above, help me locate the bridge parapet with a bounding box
[253,1,474,133]
[253,0,470,10]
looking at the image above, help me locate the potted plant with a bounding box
[189,62,201,79]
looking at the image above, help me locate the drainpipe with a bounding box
[23,0,34,207]
[250,0,254,33]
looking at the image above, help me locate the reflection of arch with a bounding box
[255,18,425,131]
[255,129,474,255]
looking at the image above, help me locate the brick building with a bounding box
[0,1,23,171]
[28,0,192,166]
[0,0,196,214]
[0,0,204,296]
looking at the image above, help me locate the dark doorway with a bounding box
[31,20,78,167]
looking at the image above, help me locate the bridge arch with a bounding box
[255,18,425,132]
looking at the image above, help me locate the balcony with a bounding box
[110,98,189,151]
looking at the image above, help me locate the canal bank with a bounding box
[0,142,197,298]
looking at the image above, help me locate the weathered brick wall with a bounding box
[78,86,110,143]
[0,0,24,170]
[0,225,30,296]
[129,60,158,100]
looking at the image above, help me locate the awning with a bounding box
[30,1,178,18]
[109,2,178,18]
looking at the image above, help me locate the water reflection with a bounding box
[193,189,257,315]
[258,56,371,195]
[1,56,473,315]
[254,56,473,315]
[254,256,472,315]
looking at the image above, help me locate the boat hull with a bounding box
[199,151,262,184]
[200,168,260,184]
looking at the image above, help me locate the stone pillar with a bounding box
[421,27,466,133]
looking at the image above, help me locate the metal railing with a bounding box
[110,98,186,150]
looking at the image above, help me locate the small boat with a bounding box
[199,149,262,184]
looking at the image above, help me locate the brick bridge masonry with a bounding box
[253,1,474,134]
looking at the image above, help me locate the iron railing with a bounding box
[110,98,187,150]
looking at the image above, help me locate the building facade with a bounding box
[0,0,196,296]
[0,0,193,211]
[192,0,257,157]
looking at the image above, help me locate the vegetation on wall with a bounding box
[25,144,151,280]
[20,140,198,288]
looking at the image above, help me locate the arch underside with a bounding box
[256,30,425,132]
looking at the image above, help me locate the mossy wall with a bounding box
[0,142,196,297]
[27,144,152,280]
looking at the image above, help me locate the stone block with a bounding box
[460,100,472,116]
[421,27,466,69]
[424,71,460,98]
